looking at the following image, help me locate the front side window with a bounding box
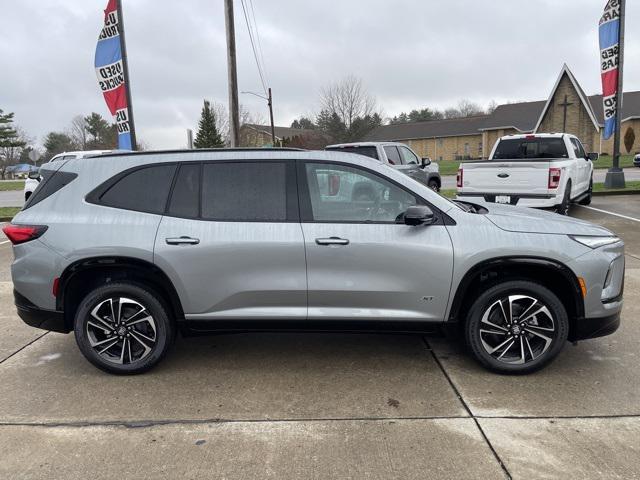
[398,146,419,165]
[201,162,287,221]
[303,163,420,223]
[98,164,177,214]
[571,138,587,159]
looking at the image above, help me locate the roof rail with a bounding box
[99,147,307,158]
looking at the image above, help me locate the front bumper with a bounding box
[14,290,68,333]
[570,312,621,341]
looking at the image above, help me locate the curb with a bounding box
[593,190,640,197]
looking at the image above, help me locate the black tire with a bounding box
[428,179,440,192]
[578,178,593,206]
[74,282,175,375]
[465,280,568,374]
[556,181,571,215]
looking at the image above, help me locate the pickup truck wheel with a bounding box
[465,280,568,374]
[428,179,440,192]
[578,179,593,206]
[74,282,175,375]
[556,181,571,215]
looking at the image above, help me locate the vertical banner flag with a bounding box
[95,0,133,150]
[599,0,621,140]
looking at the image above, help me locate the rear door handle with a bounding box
[315,237,349,246]
[166,236,200,245]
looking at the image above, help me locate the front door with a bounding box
[298,161,454,322]
[154,160,307,321]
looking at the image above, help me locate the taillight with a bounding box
[456,168,463,188]
[1,224,48,245]
[548,168,561,189]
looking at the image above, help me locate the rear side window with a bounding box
[201,162,287,221]
[383,146,401,165]
[97,164,177,214]
[326,146,379,160]
[492,138,568,159]
[167,164,200,218]
[24,170,78,210]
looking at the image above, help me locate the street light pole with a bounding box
[268,88,276,146]
[241,89,277,146]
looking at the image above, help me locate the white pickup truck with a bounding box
[456,133,597,215]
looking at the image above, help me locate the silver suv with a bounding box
[4,149,624,375]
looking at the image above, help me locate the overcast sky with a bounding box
[2,0,639,150]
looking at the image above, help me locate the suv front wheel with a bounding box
[74,282,175,374]
[465,280,568,374]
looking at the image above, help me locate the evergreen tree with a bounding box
[194,100,224,148]
[0,109,24,149]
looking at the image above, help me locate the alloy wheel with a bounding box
[86,297,157,365]
[479,294,556,365]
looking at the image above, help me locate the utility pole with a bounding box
[224,0,240,147]
[605,0,626,188]
[268,88,276,146]
[116,0,137,151]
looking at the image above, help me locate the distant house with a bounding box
[363,64,640,161]
[240,124,331,149]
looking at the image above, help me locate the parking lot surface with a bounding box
[1,197,640,479]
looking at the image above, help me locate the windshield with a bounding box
[326,146,379,160]
[492,138,568,159]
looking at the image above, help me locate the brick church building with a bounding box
[364,64,640,161]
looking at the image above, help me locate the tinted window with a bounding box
[304,163,419,223]
[398,146,419,165]
[384,146,401,165]
[493,138,568,159]
[24,170,78,210]
[99,164,176,214]
[326,146,379,160]
[168,163,200,218]
[202,162,287,221]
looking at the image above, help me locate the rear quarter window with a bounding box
[90,164,177,214]
[23,170,78,210]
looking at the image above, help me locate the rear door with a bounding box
[154,160,307,321]
[570,138,591,194]
[298,160,454,322]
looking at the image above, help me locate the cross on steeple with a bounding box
[558,94,574,132]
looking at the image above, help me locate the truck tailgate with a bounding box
[459,161,551,195]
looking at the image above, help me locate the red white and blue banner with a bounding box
[95,0,133,150]
[599,0,621,140]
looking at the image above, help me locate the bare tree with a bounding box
[486,100,499,114]
[319,75,377,130]
[69,115,88,150]
[457,99,485,117]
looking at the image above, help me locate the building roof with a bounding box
[363,115,490,141]
[479,101,546,132]
[243,123,321,141]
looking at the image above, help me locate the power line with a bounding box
[239,0,267,95]
[248,0,268,85]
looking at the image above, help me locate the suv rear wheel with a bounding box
[465,280,568,374]
[74,282,174,374]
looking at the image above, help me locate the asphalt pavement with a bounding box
[1,198,640,479]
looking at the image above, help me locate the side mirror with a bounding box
[404,205,435,226]
[587,152,599,161]
[421,157,432,168]
[28,171,40,180]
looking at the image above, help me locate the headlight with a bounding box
[569,235,621,249]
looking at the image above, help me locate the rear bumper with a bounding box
[14,290,68,333]
[570,312,621,342]
[457,192,559,208]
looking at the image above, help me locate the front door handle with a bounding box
[315,237,350,246]
[166,236,200,245]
